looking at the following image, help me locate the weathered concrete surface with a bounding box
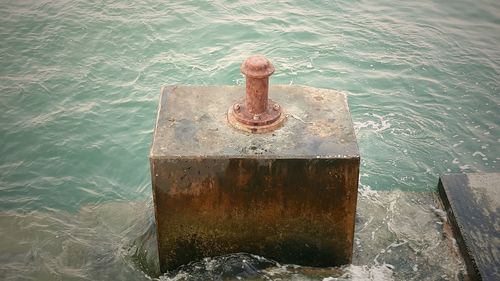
[150,85,360,272]
[438,173,500,281]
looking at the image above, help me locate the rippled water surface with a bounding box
[1,0,499,280]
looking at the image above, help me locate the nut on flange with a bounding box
[228,55,285,133]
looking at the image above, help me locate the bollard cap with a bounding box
[241,55,275,78]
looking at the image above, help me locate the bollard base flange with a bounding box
[227,99,285,133]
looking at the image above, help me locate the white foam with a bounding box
[353,114,392,134]
[459,164,471,171]
[472,151,486,157]
[347,264,394,281]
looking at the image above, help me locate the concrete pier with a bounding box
[438,173,500,281]
[150,84,359,272]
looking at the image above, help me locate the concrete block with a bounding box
[150,85,360,272]
[438,173,500,281]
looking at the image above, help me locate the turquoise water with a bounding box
[0,0,498,280]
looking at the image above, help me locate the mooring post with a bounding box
[150,56,360,272]
[241,55,274,114]
[227,55,285,133]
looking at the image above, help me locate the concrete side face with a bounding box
[438,173,500,281]
[150,85,360,272]
[151,157,359,272]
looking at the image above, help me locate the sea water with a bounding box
[0,0,498,280]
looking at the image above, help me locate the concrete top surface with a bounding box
[150,85,359,159]
[439,173,500,281]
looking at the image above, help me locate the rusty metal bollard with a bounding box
[228,55,286,133]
